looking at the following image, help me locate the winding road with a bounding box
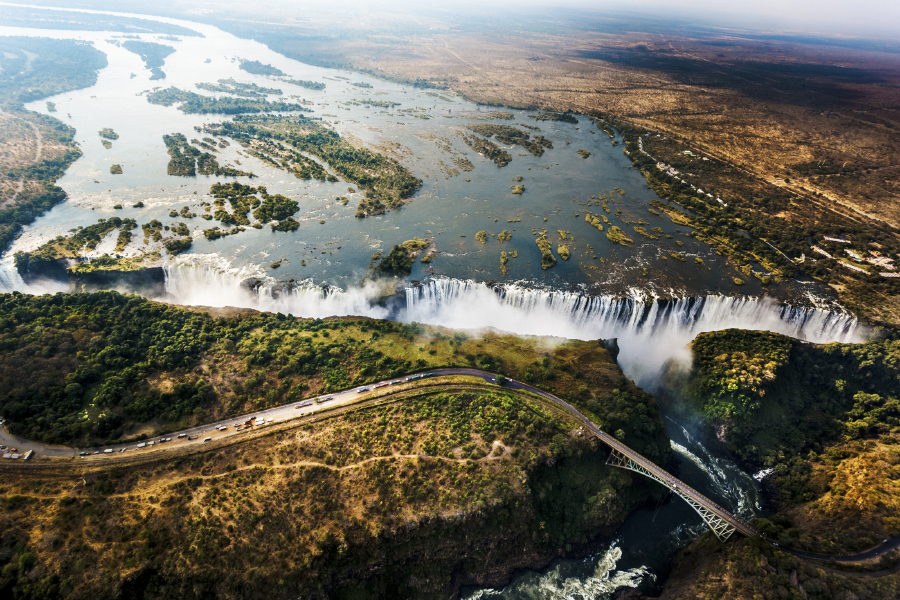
[2,368,755,537]
[3,368,898,564]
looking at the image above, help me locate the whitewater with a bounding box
[158,264,861,385]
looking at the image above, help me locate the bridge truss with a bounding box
[605,448,737,542]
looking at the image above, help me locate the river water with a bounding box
[0,5,862,598]
[4,4,804,297]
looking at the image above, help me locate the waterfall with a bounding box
[161,262,391,320]
[402,278,861,383]
[157,269,860,385]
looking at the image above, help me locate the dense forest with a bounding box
[670,328,900,553]
[0,292,668,465]
[678,329,900,468]
[203,115,421,215]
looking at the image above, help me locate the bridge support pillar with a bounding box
[605,448,736,542]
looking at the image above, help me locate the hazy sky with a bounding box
[410,0,900,36]
[618,0,900,34]
[19,0,900,37]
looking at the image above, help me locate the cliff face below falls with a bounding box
[17,257,166,296]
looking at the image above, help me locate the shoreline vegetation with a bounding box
[0,37,108,253]
[602,113,900,324]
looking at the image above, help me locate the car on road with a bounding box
[357,387,369,393]
[203,437,212,442]
[177,433,187,439]
[119,448,125,452]
[137,443,146,448]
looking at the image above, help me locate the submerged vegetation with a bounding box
[606,225,633,246]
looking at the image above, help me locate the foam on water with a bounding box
[156,269,861,384]
[462,544,651,600]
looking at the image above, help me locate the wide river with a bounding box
[3,5,799,298]
[0,6,857,598]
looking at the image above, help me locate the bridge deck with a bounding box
[496,372,759,540]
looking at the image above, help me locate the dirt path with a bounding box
[2,114,43,209]
[442,38,480,72]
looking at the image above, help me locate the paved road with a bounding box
[0,368,754,538]
[6,368,897,562]
[1,376,418,459]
